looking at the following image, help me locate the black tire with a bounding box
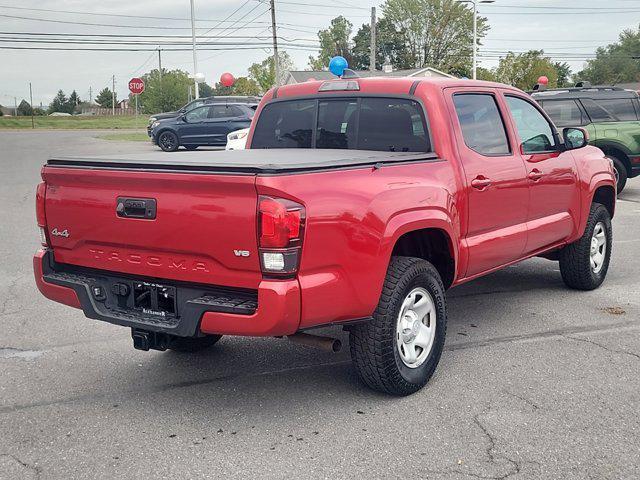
[608,155,627,194]
[559,202,612,290]
[349,257,447,396]
[168,335,222,353]
[158,130,179,152]
[184,145,198,151]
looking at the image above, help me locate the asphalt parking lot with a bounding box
[1,129,639,480]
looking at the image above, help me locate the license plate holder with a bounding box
[133,282,177,318]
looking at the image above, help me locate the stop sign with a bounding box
[128,77,145,95]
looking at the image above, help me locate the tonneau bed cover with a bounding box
[47,149,438,174]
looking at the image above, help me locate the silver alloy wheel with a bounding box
[396,287,436,369]
[590,222,607,274]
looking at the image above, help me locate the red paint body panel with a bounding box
[33,249,81,309]
[35,77,616,337]
[41,167,262,289]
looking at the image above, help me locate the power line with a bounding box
[0,31,318,42]
[0,13,268,30]
[198,0,253,39]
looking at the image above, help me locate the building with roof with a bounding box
[283,66,455,85]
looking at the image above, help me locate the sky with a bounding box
[0,0,638,107]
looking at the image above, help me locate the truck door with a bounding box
[450,91,529,277]
[503,94,580,254]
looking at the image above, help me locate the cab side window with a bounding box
[453,93,510,156]
[505,96,556,153]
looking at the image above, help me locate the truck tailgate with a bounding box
[42,166,262,289]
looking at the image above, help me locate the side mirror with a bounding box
[563,127,588,150]
[180,115,188,122]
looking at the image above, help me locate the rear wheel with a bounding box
[168,335,222,352]
[158,131,179,152]
[559,202,612,290]
[607,155,627,194]
[349,257,447,396]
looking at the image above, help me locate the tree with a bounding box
[380,0,488,76]
[554,62,573,87]
[0,106,3,117]
[17,99,32,116]
[351,18,414,70]
[136,69,191,114]
[578,26,640,84]
[493,50,558,90]
[249,52,295,91]
[68,90,81,112]
[476,67,496,82]
[49,90,71,114]
[95,87,116,108]
[212,77,261,96]
[308,16,354,70]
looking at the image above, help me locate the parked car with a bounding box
[147,96,260,136]
[532,85,640,193]
[35,77,615,395]
[225,128,250,150]
[150,103,255,151]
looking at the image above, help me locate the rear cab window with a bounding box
[251,97,430,152]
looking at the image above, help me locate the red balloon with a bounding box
[537,75,549,85]
[220,72,235,87]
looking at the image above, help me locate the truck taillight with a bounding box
[36,182,48,246]
[258,196,305,276]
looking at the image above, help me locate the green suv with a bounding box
[532,85,640,193]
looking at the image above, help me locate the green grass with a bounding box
[0,115,148,129]
[96,132,150,142]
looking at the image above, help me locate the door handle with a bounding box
[528,169,543,181]
[471,176,491,190]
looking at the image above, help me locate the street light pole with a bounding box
[190,0,199,99]
[457,0,494,80]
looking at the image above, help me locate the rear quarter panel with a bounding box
[256,159,460,328]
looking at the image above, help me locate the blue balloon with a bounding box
[329,56,348,77]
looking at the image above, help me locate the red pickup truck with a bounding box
[34,77,616,395]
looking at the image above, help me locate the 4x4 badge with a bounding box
[51,228,70,238]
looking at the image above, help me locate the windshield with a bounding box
[251,97,430,152]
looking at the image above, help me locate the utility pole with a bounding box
[370,7,376,72]
[158,48,163,112]
[14,96,17,116]
[89,86,92,104]
[29,82,34,129]
[270,0,280,87]
[190,0,199,99]
[111,75,115,116]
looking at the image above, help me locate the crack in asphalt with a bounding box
[503,390,540,411]
[0,453,42,479]
[0,273,25,316]
[1,321,638,415]
[562,334,640,361]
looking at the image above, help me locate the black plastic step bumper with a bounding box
[41,251,257,337]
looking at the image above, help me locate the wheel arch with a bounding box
[383,209,458,289]
[592,184,616,219]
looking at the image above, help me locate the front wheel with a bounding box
[158,131,179,152]
[349,257,447,396]
[559,202,612,290]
